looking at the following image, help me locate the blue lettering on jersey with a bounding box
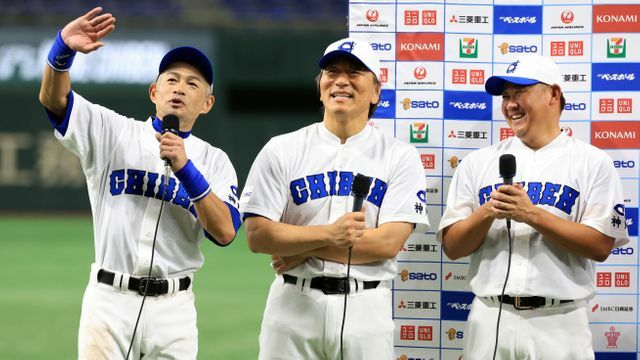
[108,169,198,218]
[288,171,387,207]
[477,181,580,215]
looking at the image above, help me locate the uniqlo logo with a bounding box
[500,127,515,140]
[452,69,467,84]
[379,68,388,83]
[421,154,435,169]
[615,272,630,287]
[618,98,632,113]
[600,98,615,113]
[405,10,419,25]
[418,326,433,341]
[597,272,612,287]
[422,10,436,25]
[470,70,485,84]
[400,325,415,340]
[568,41,583,56]
[551,41,565,56]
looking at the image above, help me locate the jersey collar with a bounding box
[152,117,191,139]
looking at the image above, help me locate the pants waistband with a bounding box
[282,274,380,295]
[485,295,574,310]
[97,269,191,296]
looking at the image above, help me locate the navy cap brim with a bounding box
[318,51,371,73]
[485,76,539,96]
[159,46,213,85]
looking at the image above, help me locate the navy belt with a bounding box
[97,269,190,296]
[282,274,380,295]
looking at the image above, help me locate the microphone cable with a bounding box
[125,167,171,360]
[492,224,513,360]
[339,247,353,360]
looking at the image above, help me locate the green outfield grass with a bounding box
[0,216,273,359]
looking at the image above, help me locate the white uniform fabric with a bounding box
[52,91,240,359]
[437,132,629,359]
[437,132,629,300]
[240,122,430,358]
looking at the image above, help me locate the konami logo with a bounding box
[397,33,444,61]
[593,5,640,33]
[591,121,640,149]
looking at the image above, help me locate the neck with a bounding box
[522,128,562,151]
[323,112,368,144]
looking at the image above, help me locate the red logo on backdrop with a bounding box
[400,325,415,340]
[599,98,633,113]
[452,69,467,84]
[423,10,437,25]
[591,122,640,149]
[404,10,437,26]
[366,9,379,22]
[597,271,632,287]
[616,272,630,287]
[551,41,583,56]
[561,10,574,24]
[560,126,573,136]
[597,272,612,287]
[605,327,621,349]
[418,326,433,341]
[500,127,515,140]
[379,68,388,83]
[397,33,444,61]
[421,154,435,169]
[593,5,640,33]
[414,66,427,80]
[592,303,599,312]
[470,70,484,84]
[451,69,485,85]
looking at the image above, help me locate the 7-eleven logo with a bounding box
[459,38,478,58]
[410,122,429,143]
[607,37,626,58]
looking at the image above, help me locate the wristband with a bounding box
[175,160,211,201]
[46,31,77,72]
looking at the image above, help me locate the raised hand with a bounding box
[61,7,116,53]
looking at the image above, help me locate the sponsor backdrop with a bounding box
[348,1,640,359]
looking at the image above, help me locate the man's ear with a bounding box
[149,82,158,104]
[201,94,215,115]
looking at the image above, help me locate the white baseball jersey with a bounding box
[52,91,240,278]
[437,132,629,300]
[240,122,430,281]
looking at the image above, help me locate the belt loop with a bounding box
[300,277,311,294]
[119,273,130,293]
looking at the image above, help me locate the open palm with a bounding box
[60,7,116,54]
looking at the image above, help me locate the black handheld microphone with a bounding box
[499,154,516,229]
[351,174,372,212]
[161,115,180,167]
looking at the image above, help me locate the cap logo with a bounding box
[506,60,519,74]
[338,41,355,53]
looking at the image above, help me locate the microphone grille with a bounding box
[499,154,516,179]
[162,115,180,134]
[351,174,372,197]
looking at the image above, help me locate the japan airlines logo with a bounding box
[414,66,427,80]
[366,9,379,22]
[561,10,574,24]
[560,126,573,136]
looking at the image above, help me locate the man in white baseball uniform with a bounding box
[438,55,630,359]
[38,8,241,359]
[239,37,429,359]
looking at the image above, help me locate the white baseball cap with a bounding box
[318,37,381,80]
[485,55,562,96]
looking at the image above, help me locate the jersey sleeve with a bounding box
[239,139,288,221]
[208,150,242,235]
[436,153,477,243]
[580,150,630,248]
[50,91,128,175]
[377,145,430,233]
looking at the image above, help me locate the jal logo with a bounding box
[561,10,574,24]
[607,37,626,58]
[459,38,478,58]
[366,9,379,22]
[560,126,573,137]
[497,42,538,55]
[410,122,429,143]
[414,66,427,80]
